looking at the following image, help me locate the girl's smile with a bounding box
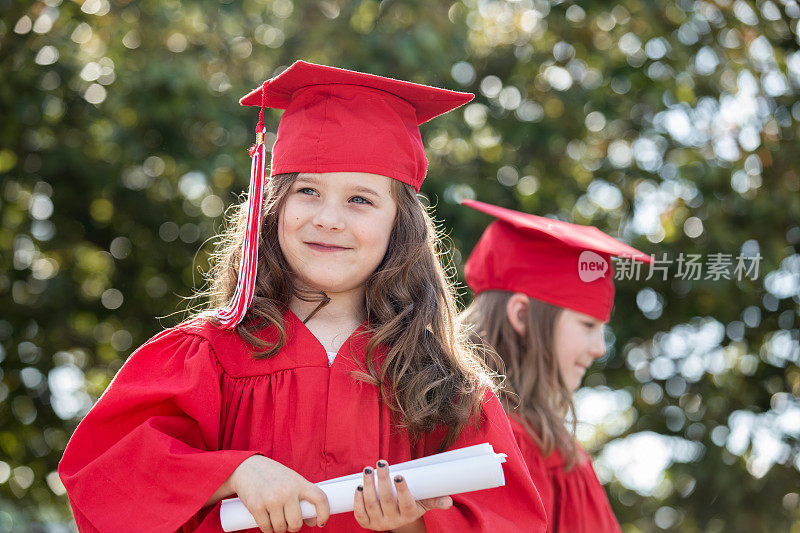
[305,241,353,252]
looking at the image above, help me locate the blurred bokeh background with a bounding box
[1,0,799,531]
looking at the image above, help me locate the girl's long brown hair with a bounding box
[460,291,578,466]
[199,173,488,449]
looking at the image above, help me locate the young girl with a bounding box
[459,200,652,533]
[59,62,547,533]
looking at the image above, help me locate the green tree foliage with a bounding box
[0,0,798,531]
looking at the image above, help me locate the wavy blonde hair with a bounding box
[460,292,578,466]
[199,173,489,449]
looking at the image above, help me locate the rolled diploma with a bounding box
[220,443,506,532]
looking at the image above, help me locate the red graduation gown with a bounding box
[509,417,621,533]
[60,310,547,532]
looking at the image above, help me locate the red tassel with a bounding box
[216,128,266,329]
[217,85,268,329]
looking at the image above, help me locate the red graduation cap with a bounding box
[216,61,473,329]
[462,200,652,322]
[240,60,473,190]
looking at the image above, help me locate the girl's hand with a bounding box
[230,455,330,533]
[353,460,453,532]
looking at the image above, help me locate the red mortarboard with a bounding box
[462,200,652,322]
[240,60,473,191]
[216,61,473,329]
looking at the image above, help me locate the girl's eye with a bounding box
[349,196,372,205]
[582,321,596,329]
[298,187,318,196]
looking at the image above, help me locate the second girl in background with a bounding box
[459,199,652,533]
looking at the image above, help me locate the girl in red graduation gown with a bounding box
[58,62,547,533]
[459,200,653,533]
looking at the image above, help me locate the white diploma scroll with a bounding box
[220,442,507,532]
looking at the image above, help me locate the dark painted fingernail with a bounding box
[377,460,388,468]
[357,485,363,492]
[394,475,403,483]
[364,467,373,475]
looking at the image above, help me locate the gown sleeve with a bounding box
[511,418,622,533]
[58,326,259,533]
[421,389,548,532]
[510,420,555,531]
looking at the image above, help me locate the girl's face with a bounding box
[278,171,397,295]
[552,308,607,391]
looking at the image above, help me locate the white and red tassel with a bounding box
[216,89,268,329]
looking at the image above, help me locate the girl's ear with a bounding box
[506,292,530,337]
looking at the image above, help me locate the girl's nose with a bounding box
[589,330,607,359]
[312,201,344,231]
